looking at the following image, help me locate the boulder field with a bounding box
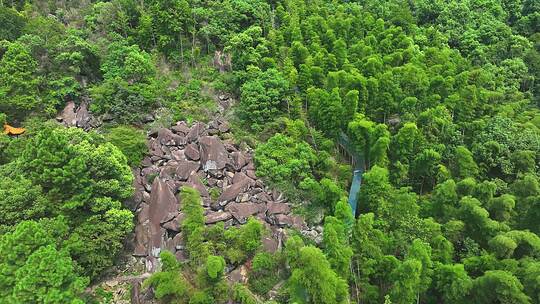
[129,119,318,273]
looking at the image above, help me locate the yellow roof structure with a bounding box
[3,124,25,136]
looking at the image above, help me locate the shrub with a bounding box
[105,125,147,166]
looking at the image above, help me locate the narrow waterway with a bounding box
[337,133,364,217]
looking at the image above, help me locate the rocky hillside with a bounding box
[127,119,321,301]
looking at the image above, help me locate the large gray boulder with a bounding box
[218,172,253,203]
[171,121,190,135]
[175,160,200,181]
[184,143,200,161]
[225,202,265,223]
[147,178,178,263]
[75,100,91,130]
[230,151,247,171]
[205,211,233,224]
[266,202,291,215]
[58,101,77,126]
[187,122,206,142]
[186,171,209,197]
[199,136,229,171]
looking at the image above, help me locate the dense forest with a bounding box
[0,0,539,303]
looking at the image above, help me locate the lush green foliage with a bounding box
[1,0,539,302]
[147,187,268,302]
[0,219,88,303]
[105,125,147,166]
[0,125,133,292]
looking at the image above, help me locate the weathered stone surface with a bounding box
[232,171,250,184]
[162,213,184,232]
[230,151,247,171]
[270,214,305,229]
[219,173,252,202]
[159,165,177,180]
[186,171,209,197]
[58,99,98,129]
[207,178,218,187]
[171,149,185,161]
[141,157,152,167]
[172,233,184,250]
[187,122,206,142]
[175,160,200,181]
[175,250,188,262]
[266,202,291,215]
[141,166,158,178]
[146,178,178,265]
[205,211,232,224]
[142,191,150,203]
[246,169,257,179]
[137,203,149,224]
[131,281,141,304]
[199,136,229,171]
[75,100,91,129]
[132,119,306,273]
[257,192,273,203]
[245,160,255,172]
[157,128,185,146]
[171,121,190,135]
[58,102,74,124]
[225,202,265,223]
[129,169,145,209]
[291,215,307,230]
[148,139,164,158]
[133,221,150,257]
[224,143,237,153]
[218,121,230,133]
[184,143,200,161]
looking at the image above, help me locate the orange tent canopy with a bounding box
[3,124,25,135]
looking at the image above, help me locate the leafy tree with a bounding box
[323,216,353,279]
[389,259,422,304]
[406,239,433,302]
[0,6,25,41]
[432,263,472,304]
[143,250,191,302]
[105,125,147,166]
[0,219,87,303]
[458,196,500,246]
[451,146,479,179]
[224,218,263,264]
[0,175,47,231]
[181,186,208,264]
[288,246,349,304]
[90,42,157,123]
[343,90,359,124]
[249,252,279,295]
[238,67,288,131]
[472,270,531,304]
[308,87,344,138]
[0,41,40,119]
[488,194,515,222]
[8,126,135,278]
[348,115,390,169]
[358,165,393,213]
[430,179,459,221]
[11,245,87,304]
[148,0,192,61]
[351,213,389,303]
[255,133,318,189]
